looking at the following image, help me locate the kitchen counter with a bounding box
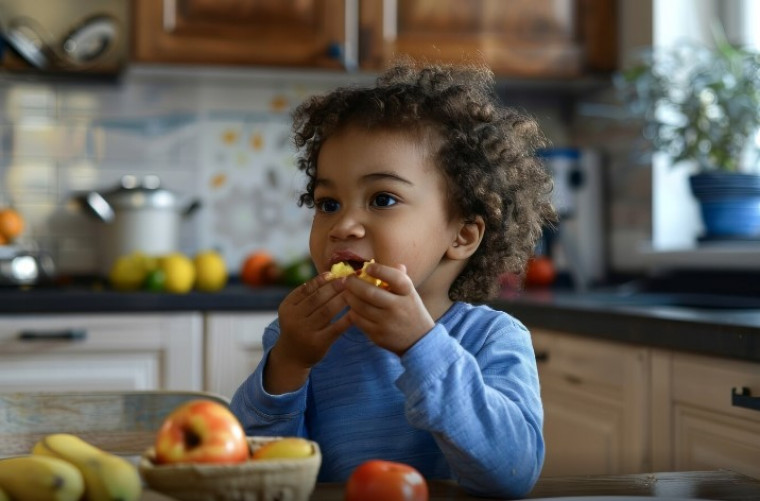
[2,284,759,362]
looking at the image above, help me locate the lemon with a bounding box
[194,250,228,292]
[109,254,148,291]
[159,253,196,294]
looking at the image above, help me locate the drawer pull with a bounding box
[18,329,87,341]
[732,387,760,412]
[535,351,549,363]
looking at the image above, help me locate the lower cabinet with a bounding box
[651,351,760,479]
[0,313,203,392]
[532,328,760,479]
[531,329,650,476]
[204,312,277,400]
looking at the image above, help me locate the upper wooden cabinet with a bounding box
[360,0,616,77]
[132,0,616,77]
[132,0,350,69]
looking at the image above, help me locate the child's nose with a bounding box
[329,208,366,240]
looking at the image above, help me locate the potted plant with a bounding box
[616,27,760,241]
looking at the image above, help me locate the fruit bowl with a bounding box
[138,436,321,501]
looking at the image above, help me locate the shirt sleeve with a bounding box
[229,320,310,438]
[395,317,544,498]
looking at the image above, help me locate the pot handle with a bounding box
[81,192,115,222]
[183,199,202,218]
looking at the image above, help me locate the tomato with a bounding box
[345,460,428,501]
[524,256,555,288]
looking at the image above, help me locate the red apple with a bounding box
[154,399,250,464]
[345,460,428,501]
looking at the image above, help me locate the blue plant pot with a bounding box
[689,173,760,239]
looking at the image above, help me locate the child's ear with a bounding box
[447,216,485,260]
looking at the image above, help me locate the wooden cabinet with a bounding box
[360,0,616,77]
[0,313,203,392]
[204,312,277,399]
[132,0,351,69]
[651,351,760,479]
[531,329,650,476]
[132,0,617,77]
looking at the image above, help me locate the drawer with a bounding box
[532,329,649,391]
[0,313,203,391]
[672,352,760,420]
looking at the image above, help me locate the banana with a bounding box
[33,433,141,501]
[0,487,7,501]
[0,455,85,501]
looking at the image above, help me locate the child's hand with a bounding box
[274,272,352,369]
[337,262,435,356]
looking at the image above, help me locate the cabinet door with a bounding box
[532,329,650,476]
[664,353,760,479]
[360,0,616,77]
[204,312,277,399]
[132,0,351,68]
[0,314,203,392]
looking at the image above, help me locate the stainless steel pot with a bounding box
[80,175,200,274]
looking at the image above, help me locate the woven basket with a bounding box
[139,436,321,501]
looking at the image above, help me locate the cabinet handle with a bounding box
[732,387,760,412]
[535,351,549,363]
[18,329,87,341]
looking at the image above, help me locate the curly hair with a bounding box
[292,60,556,303]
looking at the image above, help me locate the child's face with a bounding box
[309,126,462,298]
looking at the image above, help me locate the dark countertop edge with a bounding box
[0,286,292,314]
[493,299,760,363]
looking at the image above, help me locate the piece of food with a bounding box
[0,207,24,243]
[329,259,387,288]
[32,433,142,501]
[251,437,314,460]
[345,459,428,501]
[240,251,280,286]
[194,249,228,292]
[0,455,84,501]
[159,252,196,294]
[153,399,250,465]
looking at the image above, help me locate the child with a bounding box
[231,59,556,498]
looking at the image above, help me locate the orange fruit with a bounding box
[0,208,24,242]
[241,251,279,286]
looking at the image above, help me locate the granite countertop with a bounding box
[1,284,759,362]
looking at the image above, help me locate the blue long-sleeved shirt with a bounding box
[230,301,544,498]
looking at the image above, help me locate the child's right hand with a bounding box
[273,271,352,369]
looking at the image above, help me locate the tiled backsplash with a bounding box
[1,66,651,279]
[0,67,376,275]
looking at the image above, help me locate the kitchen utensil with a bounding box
[78,175,201,275]
[0,245,55,286]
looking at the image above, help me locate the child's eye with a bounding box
[316,198,340,213]
[371,193,398,208]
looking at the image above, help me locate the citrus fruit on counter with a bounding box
[160,253,196,294]
[109,254,149,291]
[0,207,24,243]
[143,269,167,292]
[280,257,316,286]
[241,251,279,287]
[194,250,228,292]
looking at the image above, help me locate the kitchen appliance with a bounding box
[0,0,128,74]
[540,147,606,290]
[0,245,55,286]
[79,175,201,275]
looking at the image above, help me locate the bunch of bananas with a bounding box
[0,433,141,501]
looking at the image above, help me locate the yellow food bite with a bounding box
[329,260,386,288]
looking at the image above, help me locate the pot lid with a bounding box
[103,175,181,210]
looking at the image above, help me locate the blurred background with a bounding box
[0,0,757,288]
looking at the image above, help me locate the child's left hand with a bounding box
[335,262,435,355]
